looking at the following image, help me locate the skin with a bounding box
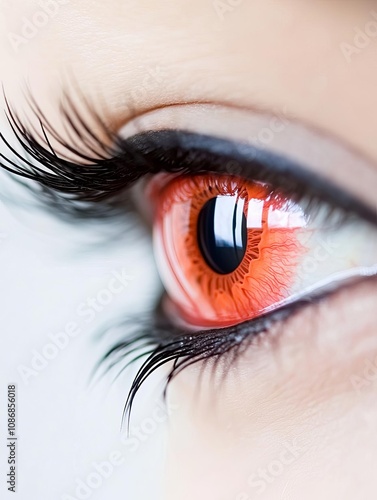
[1,1,377,499]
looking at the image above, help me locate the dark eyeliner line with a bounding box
[125,130,377,226]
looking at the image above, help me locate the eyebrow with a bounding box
[0,96,376,225]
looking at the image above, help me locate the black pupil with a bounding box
[197,195,247,275]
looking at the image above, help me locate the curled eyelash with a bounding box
[97,300,309,428]
[0,89,151,219]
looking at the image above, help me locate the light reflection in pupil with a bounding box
[197,195,247,275]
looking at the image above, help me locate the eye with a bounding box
[146,167,377,330]
[2,95,377,410]
[150,174,306,327]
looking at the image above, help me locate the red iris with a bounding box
[151,174,307,328]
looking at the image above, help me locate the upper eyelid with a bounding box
[121,102,377,213]
[1,94,376,225]
[128,130,377,226]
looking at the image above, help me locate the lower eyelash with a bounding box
[98,273,377,426]
[97,298,310,428]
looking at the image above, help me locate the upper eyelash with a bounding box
[1,92,376,226]
[0,91,148,218]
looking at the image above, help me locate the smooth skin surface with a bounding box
[1,1,377,499]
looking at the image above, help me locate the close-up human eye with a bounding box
[1,1,377,500]
[134,129,376,329]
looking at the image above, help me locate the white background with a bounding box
[0,166,169,499]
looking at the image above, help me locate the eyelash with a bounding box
[1,91,376,422]
[99,298,312,427]
[0,91,148,219]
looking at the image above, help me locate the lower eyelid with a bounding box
[167,285,377,443]
[227,277,377,376]
[99,276,376,423]
[158,279,376,431]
